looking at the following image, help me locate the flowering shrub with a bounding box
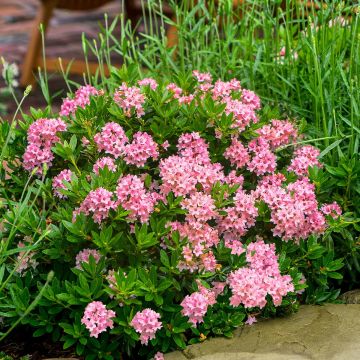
[0,69,344,359]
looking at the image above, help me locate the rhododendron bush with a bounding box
[0,69,345,359]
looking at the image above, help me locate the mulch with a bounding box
[0,328,78,359]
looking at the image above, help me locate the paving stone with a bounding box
[166,305,360,360]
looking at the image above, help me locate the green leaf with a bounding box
[328,272,343,279]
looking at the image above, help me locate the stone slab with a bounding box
[165,305,360,360]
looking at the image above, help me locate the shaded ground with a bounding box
[0,327,77,359]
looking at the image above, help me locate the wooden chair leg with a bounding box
[166,15,178,49]
[20,0,58,87]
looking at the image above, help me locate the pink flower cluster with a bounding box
[114,83,145,118]
[180,281,224,326]
[75,188,116,224]
[93,157,117,175]
[166,83,183,98]
[180,292,208,326]
[181,192,217,224]
[241,89,261,110]
[288,145,322,176]
[247,137,277,175]
[130,309,162,345]
[75,248,101,269]
[217,188,258,255]
[153,352,164,360]
[138,78,158,90]
[171,221,219,272]
[124,132,159,167]
[321,202,342,219]
[15,240,38,275]
[94,122,128,158]
[224,138,249,169]
[116,175,157,223]
[227,239,294,308]
[256,176,326,241]
[212,79,241,99]
[23,118,67,173]
[60,85,99,116]
[225,99,258,131]
[94,124,158,168]
[256,119,298,149]
[193,70,212,83]
[159,133,223,197]
[81,301,115,338]
[52,169,73,198]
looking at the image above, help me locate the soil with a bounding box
[0,328,78,360]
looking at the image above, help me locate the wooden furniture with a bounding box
[20,0,131,86]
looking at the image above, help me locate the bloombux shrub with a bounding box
[0,68,344,359]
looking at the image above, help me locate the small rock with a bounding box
[340,289,360,304]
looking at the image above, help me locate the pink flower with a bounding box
[75,248,101,269]
[159,137,224,197]
[180,292,209,326]
[93,157,117,175]
[23,144,54,173]
[245,316,257,325]
[27,118,67,147]
[138,78,158,90]
[227,239,294,308]
[59,98,77,117]
[200,251,217,272]
[212,281,226,296]
[81,301,115,338]
[224,170,244,187]
[15,241,38,275]
[247,137,277,175]
[217,189,258,250]
[212,79,241,99]
[224,138,250,169]
[153,352,165,360]
[131,309,162,345]
[241,89,261,110]
[177,132,210,165]
[124,132,159,167]
[81,136,90,146]
[60,85,98,116]
[167,83,183,99]
[114,83,145,118]
[116,175,157,223]
[159,156,198,196]
[178,94,194,105]
[288,145,322,176]
[76,188,116,224]
[161,140,170,150]
[257,177,326,241]
[321,202,342,219]
[74,85,99,108]
[52,169,73,198]
[225,99,258,131]
[256,119,298,149]
[94,122,128,158]
[181,192,217,223]
[193,70,212,83]
[23,118,67,173]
